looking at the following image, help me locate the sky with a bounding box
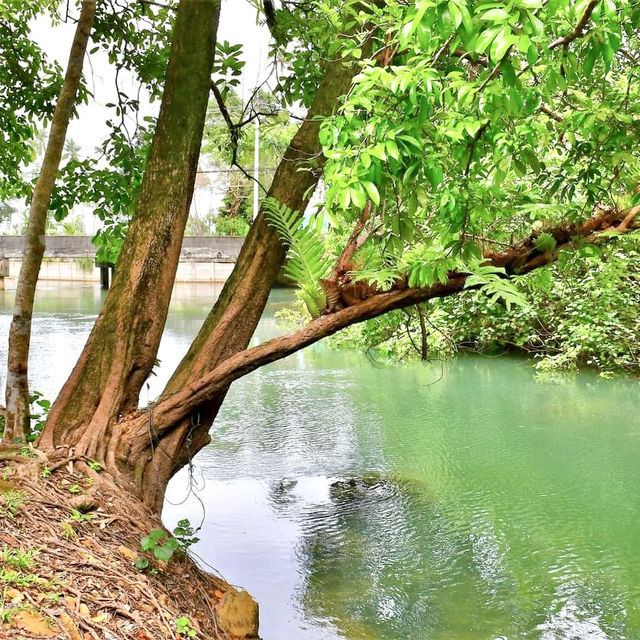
[31,0,271,154]
[7,0,274,233]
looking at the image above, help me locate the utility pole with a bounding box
[253,115,260,220]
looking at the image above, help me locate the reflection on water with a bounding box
[2,283,640,639]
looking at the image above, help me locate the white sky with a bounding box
[31,0,271,157]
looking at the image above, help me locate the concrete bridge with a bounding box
[0,235,246,287]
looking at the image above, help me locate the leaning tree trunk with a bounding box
[115,206,640,508]
[3,0,96,443]
[133,53,366,510]
[40,0,221,464]
[41,3,371,509]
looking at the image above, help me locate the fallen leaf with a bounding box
[13,610,57,637]
[117,545,138,562]
[57,611,83,640]
[5,587,24,602]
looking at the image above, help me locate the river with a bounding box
[1,283,639,640]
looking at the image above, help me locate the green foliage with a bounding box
[175,616,197,638]
[0,1,65,200]
[69,509,95,523]
[214,215,250,236]
[330,237,640,376]
[1,546,38,571]
[28,390,50,443]
[310,0,640,300]
[140,520,199,565]
[264,198,332,317]
[0,491,24,520]
[464,263,529,311]
[172,519,200,550]
[141,529,178,563]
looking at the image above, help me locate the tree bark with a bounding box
[136,51,367,509]
[4,0,96,443]
[40,0,221,462]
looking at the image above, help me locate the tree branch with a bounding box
[126,205,639,444]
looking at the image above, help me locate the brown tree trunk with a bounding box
[3,0,96,443]
[136,52,367,509]
[40,0,221,463]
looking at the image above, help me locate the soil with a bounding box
[0,445,258,640]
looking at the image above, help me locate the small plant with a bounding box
[175,616,197,638]
[69,509,95,523]
[18,446,35,459]
[0,593,19,625]
[87,461,102,472]
[67,484,81,494]
[0,491,24,519]
[140,529,179,563]
[60,521,76,541]
[0,568,38,587]
[133,556,149,571]
[173,519,200,552]
[28,391,50,442]
[1,546,38,570]
[41,466,52,478]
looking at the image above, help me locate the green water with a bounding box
[1,284,639,639]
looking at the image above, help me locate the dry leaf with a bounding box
[13,610,57,637]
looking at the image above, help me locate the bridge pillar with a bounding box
[95,261,115,289]
[0,255,8,290]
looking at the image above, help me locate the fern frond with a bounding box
[264,197,331,317]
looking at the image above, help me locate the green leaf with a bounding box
[363,181,381,206]
[386,139,401,161]
[153,545,175,563]
[480,8,510,21]
[490,25,512,62]
[534,232,557,252]
[425,164,443,187]
[475,25,500,53]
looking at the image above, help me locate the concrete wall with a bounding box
[0,235,246,260]
[0,236,245,285]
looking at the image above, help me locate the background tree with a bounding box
[4,0,96,442]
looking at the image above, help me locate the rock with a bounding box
[68,494,98,512]
[217,590,259,639]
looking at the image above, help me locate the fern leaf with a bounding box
[264,197,331,317]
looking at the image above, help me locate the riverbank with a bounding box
[0,447,259,640]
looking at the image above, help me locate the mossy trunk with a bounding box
[41,3,368,512]
[4,0,96,443]
[134,53,366,510]
[40,0,221,466]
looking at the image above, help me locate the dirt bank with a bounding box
[0,445,259,640]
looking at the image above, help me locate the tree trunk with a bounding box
[40,24,365,507]
[4,0,96,443]
[136,54,366,509]
[40,0,221,463]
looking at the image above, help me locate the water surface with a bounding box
[1,283,639,640]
